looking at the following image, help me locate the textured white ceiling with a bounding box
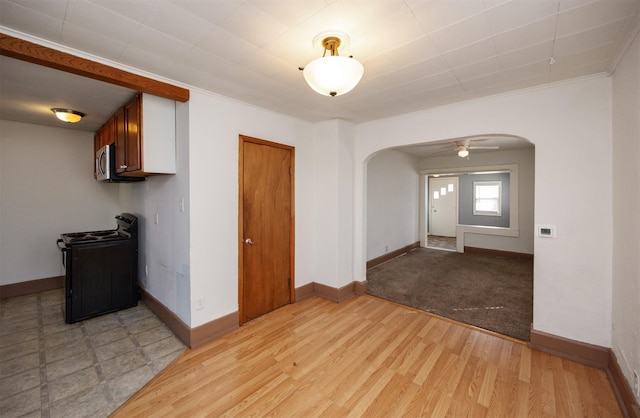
[1,0,639,131]
[0,56,137,132]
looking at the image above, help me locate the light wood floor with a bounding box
[112,296,622,417]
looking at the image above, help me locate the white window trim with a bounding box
[473,181,502,216]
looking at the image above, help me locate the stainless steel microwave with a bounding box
[96,144,144,183]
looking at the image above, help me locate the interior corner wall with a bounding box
[312,119,356,289]
[336,120,356,288]
[355,76,613,347]
[611,29,640,404]
[366,150,419,260]
[0,120,120,285]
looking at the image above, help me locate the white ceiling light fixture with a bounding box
[457,145,469,158]
[51,108,85,123]
[301,31,364,97]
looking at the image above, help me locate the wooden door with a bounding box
[239,135,294,324]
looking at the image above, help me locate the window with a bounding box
[473,181,502,216]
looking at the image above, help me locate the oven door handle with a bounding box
[57,239,68,251]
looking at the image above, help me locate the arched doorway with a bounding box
[364,135,535,340]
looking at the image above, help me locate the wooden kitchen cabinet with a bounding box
[94,115,115,177]
[115,98,141,174]
[94,115,114,150]
[94,92,176,178]
[114,106,128,173]
[116,93,176,176]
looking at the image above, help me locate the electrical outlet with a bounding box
[634,370,639,397]
[154,212,159,225]
[144,265,148,276]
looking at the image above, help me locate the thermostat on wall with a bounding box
[536,225,556,238]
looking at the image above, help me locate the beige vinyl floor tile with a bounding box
[0,289,185,417]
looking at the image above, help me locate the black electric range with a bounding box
[57,213,139,323]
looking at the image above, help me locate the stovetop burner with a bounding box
[58,213,138,247]
[61,231,126,244]
[67,236,95,242]
[92,230,119,237]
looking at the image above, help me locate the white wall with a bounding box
[119,100,192,324]
[0,121,120,285]
[312,119,356,289]
[419,148,535,254]
[367,150,419,260]
[187,89,315,328]
[612,29,640,404]
[354,77,613,347]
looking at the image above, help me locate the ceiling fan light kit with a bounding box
[431,139,501,158]
[302,32,364,97]
[457,146,469,158]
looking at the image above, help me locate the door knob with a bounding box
[244,238,255,245]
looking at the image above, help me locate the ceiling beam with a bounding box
[0,33,189,102]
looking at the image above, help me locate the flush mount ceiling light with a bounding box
[51,108,85,123]
[457,145,469,158]
[300,32,364,97]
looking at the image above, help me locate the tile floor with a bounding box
[426,234,457,251]
[0,289,185,417]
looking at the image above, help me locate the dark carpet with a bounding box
[366,247,533,341]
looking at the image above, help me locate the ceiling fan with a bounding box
[436,139,499,158]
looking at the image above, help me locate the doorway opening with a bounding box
[427,176,458,251]
[426,235,457,251]
[365,138,534,340]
